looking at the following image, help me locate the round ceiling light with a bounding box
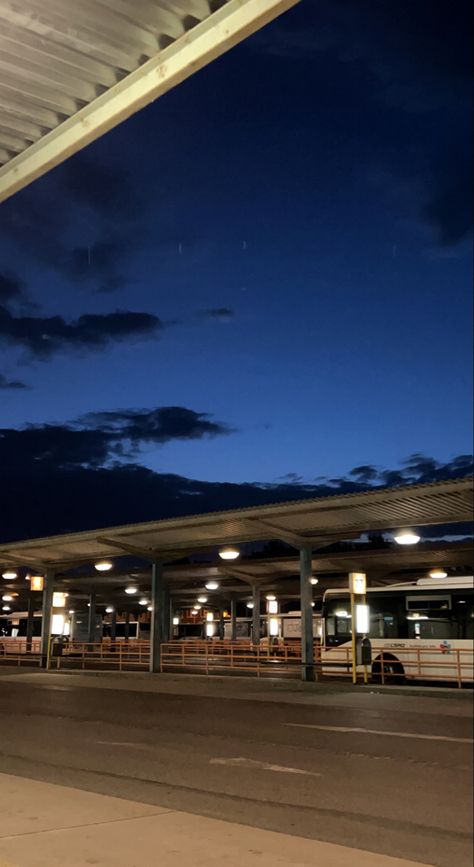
[197,595,208,604]
[125,586,138,595]
[205,581,219,591]
[394,530,421,545]
[147,605,153,612]
[68,610,75,615]
[94,560,113,572]
[429,569,447,579]
[246,602,254,609]
[218,547,240,561]
[105,606,114,614]
[2,570,17,581]
[191,608,199,616]
[2,605,11,611]
[265,594,276,601]
[310,577,319,585]
[2,595,13,602]
[138,598,149,606]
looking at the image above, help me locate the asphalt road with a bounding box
[0,673,472,867]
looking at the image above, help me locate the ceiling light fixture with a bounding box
[105,606,114,614]
[429,569,447,579]
[125,586,138,595]
[310,577,319,585]
[197,595,208,604]
[138,598,149,606]
[218,547,240,561]
[2,570,17,580]
[394,530,421,545]
[94,560,113,572]
[205,581,219,591]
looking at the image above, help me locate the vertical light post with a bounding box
[349,572,367,685]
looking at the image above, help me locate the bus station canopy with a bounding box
[0,0,298,201]
[1,477,472,571]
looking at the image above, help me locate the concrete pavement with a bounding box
[0,671,472,867]
[0,774,435,867]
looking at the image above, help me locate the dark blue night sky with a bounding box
[0,0,472,540]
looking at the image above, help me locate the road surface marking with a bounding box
[210,757,320,775]
[284,724,473,744]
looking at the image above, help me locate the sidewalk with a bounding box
[0,773,435,867]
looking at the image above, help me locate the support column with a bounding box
[300,545,315,682]
[110,609,117,641]
[40,569,54,668]
[26,593,35,652]
[230,597,237,641]
[252,585,260,645]
[150,560,169,673]
[218,605,225,640]
[87,592,97,646]
[124,611,130,640]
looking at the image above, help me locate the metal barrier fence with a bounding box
[53,640,150,671]
[320,644,474,688]
[0,638,42,667]
[160,639,303,677]
[0,638,472,685]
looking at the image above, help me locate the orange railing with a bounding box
[0,638,42,666]
[0,638,472,686]
[160,639,302,677]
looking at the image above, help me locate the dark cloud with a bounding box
[0,273,24,305]
[349,465,379,483]
[60,155,140,221]
[422,146,473,246]
[0,306,162,359]
[254,0,472,246]
[79,406,232,448]
[0,418,471,541]
[0,154,143,293]
[0,373,29,390]
[0,406,231,475]
[200,308,235,322]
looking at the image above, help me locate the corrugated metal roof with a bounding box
[1,477,472,569]
[0,0,298,200]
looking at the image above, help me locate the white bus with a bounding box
[321,576,474,685]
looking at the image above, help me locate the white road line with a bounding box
[210,757,320,775]
[284,724,473,744]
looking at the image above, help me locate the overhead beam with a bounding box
[217,563,268,585]
[0,0,299,202]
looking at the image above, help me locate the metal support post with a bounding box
[110,609,117,641]
[218,605,225,640]
[40,569,54,668]
[150,560,168,672]
[300,545,315,682]
[252,585,260,645]
[87,592,97,647]
[26,593,35,652]
[230,596,237,641]
[124,611,130,640]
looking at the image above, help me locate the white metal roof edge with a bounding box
[0,0,299,202]
[1,476,472,554]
